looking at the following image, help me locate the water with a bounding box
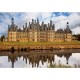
[0,49,80,68]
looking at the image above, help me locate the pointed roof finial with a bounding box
[67,22,69,28]
[67,22,69,24]
[11,18,14,25]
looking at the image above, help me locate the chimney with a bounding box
[42,22,44,26]
[23,25,24,30]
[29,22,30,26]
[32,19,34,24]
[50,20,52,26]
[25,23,27,27]
[37,18,39,24]
[35,20,36,24]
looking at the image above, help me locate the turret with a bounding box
[23,25,24,30]
[29,22,31,29]
[29,22,30,26]
[52,24,55,30]
[50,20,52,26]
[41,22,44,26]
[49,20,54,30]
[35,20,36,24]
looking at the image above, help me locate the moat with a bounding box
[0,49,80,68]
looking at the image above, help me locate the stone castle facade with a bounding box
[8,18,72,42]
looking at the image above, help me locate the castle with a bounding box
[8,18,72,42]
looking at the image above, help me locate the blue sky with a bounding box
[0,12,80,37]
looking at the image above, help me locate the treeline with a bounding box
[73,34,80,41]
[0,35,5,42]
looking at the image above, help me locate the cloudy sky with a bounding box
[0,12,80,37]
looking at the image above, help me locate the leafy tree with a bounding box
[0,35,5,42]
[73,34,80,41]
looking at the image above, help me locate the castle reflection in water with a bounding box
[0,49,80,68]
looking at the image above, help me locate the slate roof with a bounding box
[56,29,64,33]
[64,26,72,33]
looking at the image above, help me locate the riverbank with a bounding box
[1,41,80,51]
[1,41,80,45]
[48,63,80,68]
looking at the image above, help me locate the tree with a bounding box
[73,34,80,41]
[0,35,5,42]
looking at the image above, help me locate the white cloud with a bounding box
[16,12,53,27]
[51,13,80,34]
[0,25,7,36]
[52,15,68,30]
[72,26,80,34]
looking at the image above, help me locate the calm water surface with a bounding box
[0,49,80,68]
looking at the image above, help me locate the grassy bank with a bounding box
[1,41,80,45]
[48,64,80,68]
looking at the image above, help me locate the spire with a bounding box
[65,22,72,33]
[66,22,70,31]
[11,18,14,25]
[67,22,69,28]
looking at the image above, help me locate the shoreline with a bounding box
[1,43,80,51]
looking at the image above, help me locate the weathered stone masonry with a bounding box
[8,18,72,42]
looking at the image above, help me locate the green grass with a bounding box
[48,63,80,68]
[48,64,71,68]
[1,41,80,45]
